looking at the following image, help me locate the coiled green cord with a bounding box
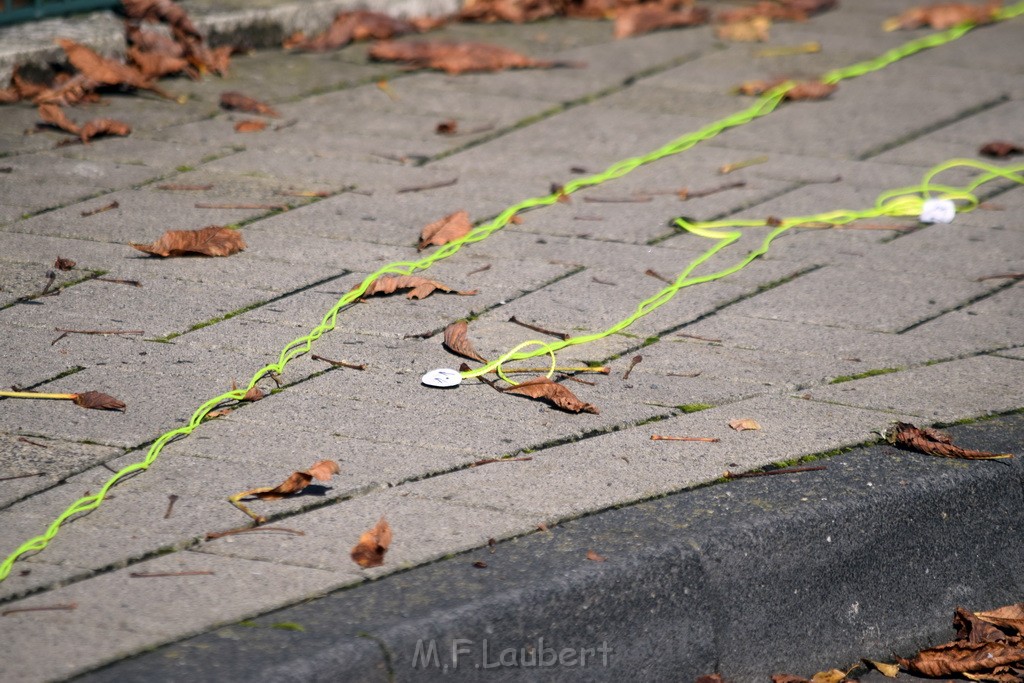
[465,159,1024,381]
[2,4,1022,581]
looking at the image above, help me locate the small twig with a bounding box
[591,276,616,286]
[719,155,769,175]
[311,354,366,371]
[470,457,533,467]
[276,189,331,198]
[273,119,298,131]
[508,315,569,340]
[676,333,722,343]
[17,436,48,448]
[194,202,288,210]
[678,180,747,200]
[129,570,214,578]
[396,177,458,194]
[667,371,702,378]
[80,200,119,217]
[0,471,47,482]
[490,365,609,375]
[644,269,673,285]
[403,329,436,339]
[650,435,720,442]
[164,494,179,520]
[559,374,596,386]
[622,355,643,380]
[95,277,142,287]
[156,184,214,191]
[52,328,144,345]
[975,272,1024,282]
[466,264,492,276]
[582,195,652,204]
[724,465,826,479]
[206,526,305,540]
[3,603,78,616]
[573,215,605,221]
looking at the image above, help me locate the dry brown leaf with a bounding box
[883,1,1002,31]
[79,118,131,143]
[72,391,126,411]
[955,606,1012,643]
[979,141,1023,158]
[307,460,341,481]
[771,675,809,683]
[897,639,1024,676]
[443,320,487,363]
[418,210,473,250]
[436,119,458,135]
[369,40,562,74]
[810,670,849,683]
[785,81,838,100]
[360,275,477,300]
[585,549,606,562]
[127,46,191,79]
[715,16,771,41]
[37,103,80,135]
[234,119,267,133]
[286,10,418,52]
[130,225,246,257]
[220,91,280,117]
[862,660,900,678]
[729,418,761,431]
[502,375,599,414]
[460,0,562,23]
[253,460,340,501]
[8,65,50,101]
[351,516,392,568]
[33,74,101,107]
[614,5,709,39]
[54,256,76,270]
[56,38,165,96]
[122,0,201,39]
[886,422,1012,460]
[717,2,808,24]
[976,604,1024,635]
[204,408,232,420]
[125,23,186,58]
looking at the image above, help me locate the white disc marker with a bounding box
[421,368,463,388]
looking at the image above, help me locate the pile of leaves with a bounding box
[897,604,1024,677]
[0,0,230,144]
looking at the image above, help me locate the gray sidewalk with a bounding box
[1,0,1023,680]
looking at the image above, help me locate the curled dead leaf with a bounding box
[715,16,772,42]
[975,603,1024,635]
[436,119,458,135]
[286,10,418,52]
[810,670,850,683]
[614,5,709,39]
[130,225,246,258]
[79,118,131,143]
[862,659,900,678]
[883,1,1002,31]
[54,257,76,271]
[56,38,168,97]
[785,81,838,100]
[351,516,392,568]
[585,549,606,562]
[234,119,267,133]
[37,103,80,135]
[729,418,761,431]
[418,210,472,250]
[886,422,1012,460]
[127,46,191,79]
[72,391,126,411]
[502,376,599,414]
[954,606,1010,644]
[443,320,487,363]
[229,460,340,522]
[896,638,1024,676]
[979,141,1023,158]
[219,91,280,117]
[360,275,477,300]
[368,40,564,75]
[122,0,201,39]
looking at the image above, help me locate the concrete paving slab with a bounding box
[809,354,1024,422]
[0,433,122,509]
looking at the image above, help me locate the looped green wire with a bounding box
[2,3,1023,582]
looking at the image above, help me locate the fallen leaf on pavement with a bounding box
[976,603,1024,635]
[715,16,771,41]
[585,549,606,562]
[810,670,850,683]
[285,10,419,52]
[729,418,761,431]
[614,5,709,39]
[862,659,900,677]
[229,460,340,522]
[459,0,560,23]
[896,639,1024,676]
[419,210,472,250]
[122,0,201,39]
[443,320,487,362]
[436,119,458,134]
[369,40,564,74]
[220,91,279,117]
[886,422,1012,460]
[502,376,599,414]
[37,103,80,134]
[979,141,1023,158]
[351,517,392,568]
[736,78,837,100]
[717,1,809,23]
[72,391,126,411]
[127,46,191,79]
[79,118,131,143]
[234,119,267,133]
[56,38,169,97]
[360,275,477,300]
[883,1,1001,31]
[54,257,76,270]
[955,606,1010,644]
[130,225,246,257]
